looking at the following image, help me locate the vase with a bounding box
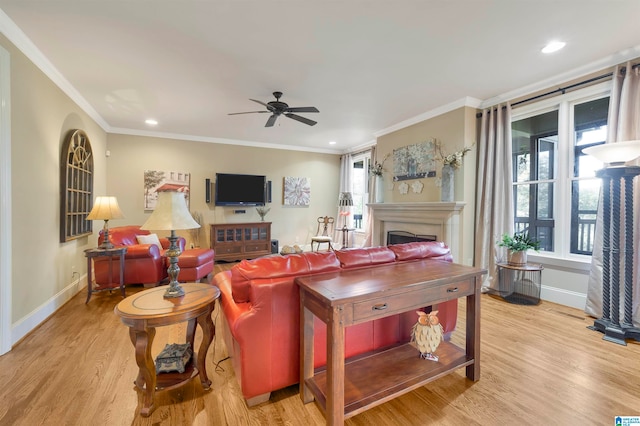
[507,250,527,266]
[441,165,454,202]
[375,175,384,203]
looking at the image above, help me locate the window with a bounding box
[511,85,609,257]
[350,151,371,231]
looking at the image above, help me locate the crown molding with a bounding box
[108,127,342,155]
[480,44,640,109]
[373,97,482,138]
[0,10,110,130]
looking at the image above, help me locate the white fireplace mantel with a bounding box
[368,202,466,262]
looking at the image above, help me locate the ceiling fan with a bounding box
[228,91,319,127]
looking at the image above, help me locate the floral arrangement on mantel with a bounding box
[436,141,474,169]
[369,154,390,176]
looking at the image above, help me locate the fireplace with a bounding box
[387,230,436,245]
[369,202,465,262]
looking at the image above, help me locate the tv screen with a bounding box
[215,173,266,206]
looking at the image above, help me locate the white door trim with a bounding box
[0,45,12,355]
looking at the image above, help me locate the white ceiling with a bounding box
[1,1,640,154]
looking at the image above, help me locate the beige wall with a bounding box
[375,106,478,265]
[2,34,107,324]
[105,134,341,251]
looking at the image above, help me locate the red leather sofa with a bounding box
[93,225,186,286]
[213,241,458,406]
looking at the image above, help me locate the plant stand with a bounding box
[497,262,543,305]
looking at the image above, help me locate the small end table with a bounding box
[84,246,127,303]
[339,227,355,249]
[114,283,220,417]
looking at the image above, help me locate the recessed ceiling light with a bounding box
[329,141,337,145]
[542,41,566,54]
[145,119,158,126]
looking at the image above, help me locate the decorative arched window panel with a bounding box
[60,129,94,242]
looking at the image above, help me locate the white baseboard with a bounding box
[540,285,587,310]
[11,274,86,345]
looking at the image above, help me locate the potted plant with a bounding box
[497,231,540,266]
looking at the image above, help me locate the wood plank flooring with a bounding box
[0,263,639,425]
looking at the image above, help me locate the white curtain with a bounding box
[362,146,376,247]
[585,62,640,326]
[475,103,513,291]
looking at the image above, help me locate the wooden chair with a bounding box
[310,216,334,251]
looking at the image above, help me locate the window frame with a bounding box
[349,151,372,233]
[510,81,611,262]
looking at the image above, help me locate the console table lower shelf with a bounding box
[305,342,472,418]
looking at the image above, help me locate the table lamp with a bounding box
[141,191,200,298]
[86,196,125,249]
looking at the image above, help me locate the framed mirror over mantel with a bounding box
[60,129,94,243]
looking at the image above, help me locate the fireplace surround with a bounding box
[369,202,465,262]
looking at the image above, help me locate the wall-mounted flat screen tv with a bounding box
[215,173,266,206]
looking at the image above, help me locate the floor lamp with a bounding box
[583,140,640,345]
[141,191,200,298]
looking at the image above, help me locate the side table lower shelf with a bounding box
[305,342,472,419]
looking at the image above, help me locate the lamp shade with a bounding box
[582,140,640,166]
[338,192,354,207]
[141,191,200,231]
[86,196,125,221]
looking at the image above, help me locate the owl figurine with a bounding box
[410,310,444,362]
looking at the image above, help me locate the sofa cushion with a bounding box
[334,246,396,269]
[136,233,163,250]
[389,241,452,262]
[230,251,341,303]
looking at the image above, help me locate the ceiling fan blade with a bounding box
[265,114,278,127]
[228,111,270,115]
[250,98,273,109]
[286,106,319,113]
[285,113,317,126]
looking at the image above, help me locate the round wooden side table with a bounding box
[114,283,220,417]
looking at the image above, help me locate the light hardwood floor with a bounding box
[0,263,639,425]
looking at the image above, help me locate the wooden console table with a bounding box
[296,259,486,425]
[114,283,220,417]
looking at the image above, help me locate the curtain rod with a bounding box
[476,62,639,117]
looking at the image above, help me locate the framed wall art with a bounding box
[144,170,190,210]
[392,139,437,181]
[283,176,310,206]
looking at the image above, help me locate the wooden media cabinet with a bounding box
[210,222,271,262]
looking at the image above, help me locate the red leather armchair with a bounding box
[93,225,186,286]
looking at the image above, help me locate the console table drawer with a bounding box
[353,279,473,322]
